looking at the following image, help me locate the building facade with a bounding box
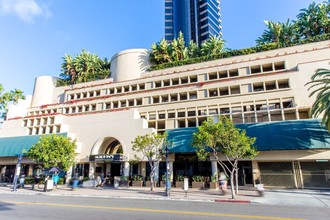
[1,40,330,189]
[165,0,222,45]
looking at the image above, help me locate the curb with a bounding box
[214,199,250,204]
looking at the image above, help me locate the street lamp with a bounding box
[164,145,170,197]
[12,154,23,192]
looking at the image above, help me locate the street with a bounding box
[1,194,330,220]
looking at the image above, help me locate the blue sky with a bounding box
[0,0,324,96]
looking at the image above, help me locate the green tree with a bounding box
[296,1,330,39]
[256,20,299,47]
[306,67,330,131]
[171,32,188,61]
[0,84,25,120]
[58,49,110,86]
[149,39,172,64]
[187,40,200,59]
[26,134,77,171]
[201,36,225,57]
[132,132,169,192]
[192,116,258,199]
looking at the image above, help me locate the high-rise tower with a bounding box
[165,0,222,45]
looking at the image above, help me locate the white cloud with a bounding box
[0,0,51,23]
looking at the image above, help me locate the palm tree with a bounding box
[201,36,225,57]
[149,39,172,64]
[306,68,330,131]
[171,32,188,61]
[187,40,200,59]
[256,20,299,47]
[0,84,25,120]
[295,1,330,39]
[58,50,110,85]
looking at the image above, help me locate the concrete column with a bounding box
[1,166,6,176]
[252,160,260,186]
[169,161,173,181]
[27,165,33,176]
[106,163,111,176]
[154,162,159,182]
[65,166,73,184]
[211,160,218,177]
[89,163,95,179]
[123,162,130,177]
[140,162,146,177]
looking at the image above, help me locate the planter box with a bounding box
[145,181,156,187]
[175,181,184,188]
[209,182,219,190]
[192,182,205,189]
[131,181,143,187]
[119,180,129,187]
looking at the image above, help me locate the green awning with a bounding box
[166,119,330,153]
[0,133,67,157]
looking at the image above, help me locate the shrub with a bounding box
[211,175,217,182]
[192,175,204,182]
[24,177,34,184]
[132,175,143,181]
[176,174,185,181]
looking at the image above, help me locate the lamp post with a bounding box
[164,145,170,197]
[13,154,23,192]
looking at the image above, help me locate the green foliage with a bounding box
[120,176,129,181]
[256,20,300,47]
[24,177,35,184]
[176,174,185,181]
[149,2,329,71]
[211,175,217,182]
[0,84,25,119]
[58,178,65,185]
[132,175,143,181]
[192,175,204,182]
[26,134,77,171]
[296,1,330,39]
[193,116,258,160]
[306,67,330,131]
[57,49,111,86]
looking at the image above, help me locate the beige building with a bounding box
[1,40,330,188]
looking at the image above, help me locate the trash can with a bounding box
[72,179,79,190]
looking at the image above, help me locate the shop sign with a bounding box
[89,154,128,162]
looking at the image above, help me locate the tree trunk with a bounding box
[235,168,239,194]
[230,172,236,199]
[150,172,154,191]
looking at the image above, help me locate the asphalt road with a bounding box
[0,194,329,220]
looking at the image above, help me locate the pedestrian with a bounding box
[19,175,25,188]
[52,172,59,188]
[218,172,228,193]
[101,173,105,186]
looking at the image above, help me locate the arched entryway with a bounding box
[88,137,128,182]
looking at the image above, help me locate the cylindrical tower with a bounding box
[110,49,149,82]
[31,76,56,107]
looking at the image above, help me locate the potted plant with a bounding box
[131,175,143,187]
[119,176,129,187]
[192,175,205,189]
[175,174,185,188]
[209,175,219,189]
[159,173,166,187]
[145,176,156,187]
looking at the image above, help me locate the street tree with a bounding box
[131,132,169,192]
[26,134,77,171]
[0,84,25,120]
[306,67,330,131]
[192,116,258,199]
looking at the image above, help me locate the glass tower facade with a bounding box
[165,0,222,45]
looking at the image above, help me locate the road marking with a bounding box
[6,201,303,220]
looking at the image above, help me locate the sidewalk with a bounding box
[1,184,330,207]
